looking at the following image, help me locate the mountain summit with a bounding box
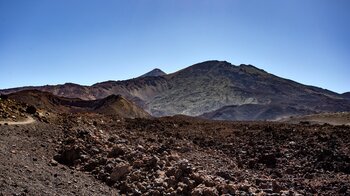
[139,68,166,78]
[1,60,349,120]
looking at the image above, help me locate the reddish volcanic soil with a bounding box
[1,109,349,195]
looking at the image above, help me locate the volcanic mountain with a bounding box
[1,60,350,120]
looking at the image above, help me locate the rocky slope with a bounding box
[0,95,29,122]
[93,94,151,118]
[149,61,350,118]
[1,60,349,120]
[201,104,310,121]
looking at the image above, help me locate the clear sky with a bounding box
[0,0,349,93]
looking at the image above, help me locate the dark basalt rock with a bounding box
[26,105,37,114]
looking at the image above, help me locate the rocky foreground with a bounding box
[1,111,349,195]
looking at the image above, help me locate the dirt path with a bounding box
[0,116,35,125]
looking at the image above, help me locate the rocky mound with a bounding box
[0,94,40,123]
[93,95,151,118]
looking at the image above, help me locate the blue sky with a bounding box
[0,0,349,93]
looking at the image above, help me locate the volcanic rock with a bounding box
[110,163,132,182]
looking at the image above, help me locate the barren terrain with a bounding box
[1,97,349,195]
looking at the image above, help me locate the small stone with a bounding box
[91,147,100,154]
[192,184,219,196]
[133,159,144,168]
[178,159,193,175]
[50,159,58,166]
[108,144,127,158]
[167,153,180,162]
[147,155,160,167]
[136,145,145,151]
[110,163,131,182]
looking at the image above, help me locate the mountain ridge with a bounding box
[342,92,350,99]
[1,60,349,120]
[7,90,150,118]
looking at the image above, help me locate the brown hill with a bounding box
[1,60,350,120]
[92,94,151,118]
[8,90,150,119]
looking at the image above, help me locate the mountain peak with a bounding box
[188,60,232,70]
[139,68,166,78]
[238,64,268,75]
